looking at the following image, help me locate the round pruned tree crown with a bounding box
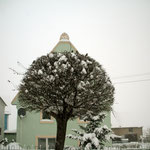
[19,52,114,120]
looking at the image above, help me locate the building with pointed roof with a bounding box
[11,33,111,149]
[0,97,7,141]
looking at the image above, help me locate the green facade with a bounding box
[15,111,111,148]
[12,33,112,149]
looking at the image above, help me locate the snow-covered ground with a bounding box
[108,142,150,150]
[0,142,150,150]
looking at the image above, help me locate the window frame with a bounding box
[36,136,56,150]
[40,111,54,123]
[77,117,89,124]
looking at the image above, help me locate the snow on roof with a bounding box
[4,129,16,133]
[5,111,11,115]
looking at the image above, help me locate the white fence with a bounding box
[0,143,150,150]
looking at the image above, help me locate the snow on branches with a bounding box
[67,113,112,150]
[19,52,114,120]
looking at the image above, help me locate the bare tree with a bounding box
[19,52,114,150]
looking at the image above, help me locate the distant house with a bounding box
[0,97,7,141]
[4,111,17,143]
[112,127,143,142]
[11,33,112,149]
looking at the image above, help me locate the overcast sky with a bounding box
[0,0,150,130]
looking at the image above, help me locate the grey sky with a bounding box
[0,0,150,130]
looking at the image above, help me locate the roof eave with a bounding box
[0,97,7,106]
[11,93,19,105]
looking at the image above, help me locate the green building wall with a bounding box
[15,110,111,148]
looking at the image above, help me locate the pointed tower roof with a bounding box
[51,32,78,53]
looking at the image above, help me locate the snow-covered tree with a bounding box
[19,52,114,150]
[67,113,112,150]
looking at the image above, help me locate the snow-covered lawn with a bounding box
[110,142,150,150]
[0,142,150,150]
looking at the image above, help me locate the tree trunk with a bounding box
[55,118,68,150]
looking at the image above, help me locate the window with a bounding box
[129,128,133,132]
[38,138,46,150]
[40,111,53,123]
[48,138,55,149]
[38,137,55,150]
[5,114,8,130]
[42,111,51,120]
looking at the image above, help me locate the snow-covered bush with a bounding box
[0,141,23,150]
[0,138,8,146]
[65,146,79,150]
[112,142,140,149]
[67,112,113,150]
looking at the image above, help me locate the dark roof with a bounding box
[0,97,7,106]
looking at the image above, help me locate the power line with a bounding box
[112,72,150,80]
[114,78,150,85]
